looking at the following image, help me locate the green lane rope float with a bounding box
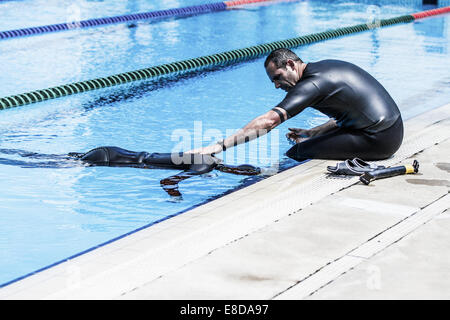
[0,6,449,111]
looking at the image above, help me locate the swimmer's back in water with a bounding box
[69,146,261,175]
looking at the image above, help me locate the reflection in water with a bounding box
[81,63,249,111]
[369,30,380,67]
[413,15,448,54]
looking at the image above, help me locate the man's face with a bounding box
[265,60,299,92]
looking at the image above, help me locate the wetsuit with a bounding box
[275,60,403,161]
[69,146,261,175]
[69,146,219,174]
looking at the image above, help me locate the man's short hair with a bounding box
[264,48,303,69]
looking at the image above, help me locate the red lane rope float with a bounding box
[224,0,274,6]
[411,6,450,20]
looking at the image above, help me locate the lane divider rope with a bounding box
[0,0,276,40]
[411,5,450,19]
[0,6,449,110]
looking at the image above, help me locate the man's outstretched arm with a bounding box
[186,107,288,155]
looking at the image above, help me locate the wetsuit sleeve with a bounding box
[275,80,321,119]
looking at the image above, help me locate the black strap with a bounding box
[217,139,227,151]
[271,107,286,123]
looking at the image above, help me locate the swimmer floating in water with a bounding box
[0,146,260,198]
[69,146,261,197]
[187,48,403,162]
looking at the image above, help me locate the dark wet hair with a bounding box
[264,48,303,69]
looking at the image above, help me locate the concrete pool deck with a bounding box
[1,103,449,300]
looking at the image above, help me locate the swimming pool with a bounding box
[1,0,449,287]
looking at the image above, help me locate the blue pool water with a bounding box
[0,0,449,286]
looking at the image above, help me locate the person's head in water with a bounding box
[264,48,306,92]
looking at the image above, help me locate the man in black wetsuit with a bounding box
[188,48,403,161]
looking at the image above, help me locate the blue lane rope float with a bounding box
[0,0,276,40]
[1,7,449,111]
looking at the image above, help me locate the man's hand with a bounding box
[286,127,313,143]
